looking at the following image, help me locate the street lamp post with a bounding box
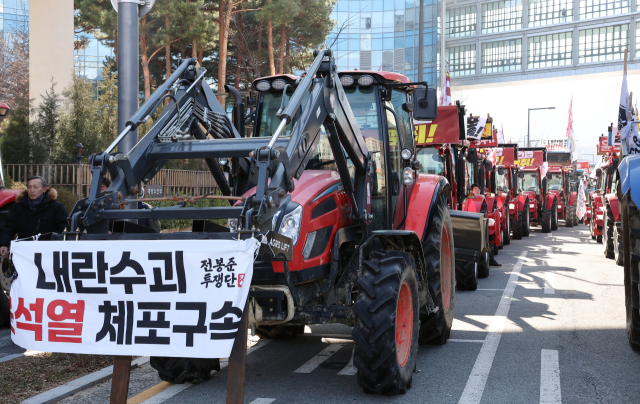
[527,107,556,147]
[75,143,84,200]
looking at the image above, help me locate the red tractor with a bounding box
[415,105,494,291]
[516,148,558,233]
[591,154,619,253]
[546,152,579,228]
[490,144,530,240]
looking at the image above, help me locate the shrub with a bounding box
[55,186,79,215]
[147,193,229,231]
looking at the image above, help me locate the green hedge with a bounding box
[148,195,230,230]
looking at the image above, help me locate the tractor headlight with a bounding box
[357,75,374,86]
[530,203,535,209]
[509,203,515,209]
[272,79,286,90]
[403,167,414,185]
[278,205,303,245]
[255,80,271,91]
[340,75,355,86]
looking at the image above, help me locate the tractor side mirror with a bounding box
[607,166,615,176]
[412,88,438,121]
[596,168,602,177]
[484,160,492,171]
[467,148,478,163]
[518,171,525,179]
[546,172,553,180]
[497,167,505,175]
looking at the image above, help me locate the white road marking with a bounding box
[540,349,561,404]
[249,399,276,404]
[337,347,357,375]
[294,343,344,373]
[544,272,555,294]
[449,339,485,343]
[458,251,528,404]
[140,339,272,404]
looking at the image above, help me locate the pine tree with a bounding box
[0,94,31,164]
[96,62,118,145]
[31,79,61,164]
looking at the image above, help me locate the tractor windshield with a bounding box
[255,89,308,138]
[549,173,563,191]
[495,169,510,193]
[416,148,445,176]
[520,172,540,193]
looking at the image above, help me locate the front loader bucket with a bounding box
[449,210,489,262]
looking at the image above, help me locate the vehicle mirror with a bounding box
[497,167,505,175]
[518,171,525,179]
[484,160,492,171]
[467,148,478,164]
[412,88,438,121]
[596,168,602,177]
[607,166,614,176]
[546,172,553,180]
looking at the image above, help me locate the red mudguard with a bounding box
[605,194,619,222]
[404,173,443,240]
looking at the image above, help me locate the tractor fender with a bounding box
[618,154,640,207]
[568,192,577,206]
[516,194,528,213]
[405,174,449,241]
[462,195,487,214]
[0,189,19,208]
[495,193,508,211]
[544,194,556,210]
[605,194,619,222]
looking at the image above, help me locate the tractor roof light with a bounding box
[255,80,271,91]
[272,79,286,90]
[401,148,413,160]
[340,75,355,86]
[357,75,374,86]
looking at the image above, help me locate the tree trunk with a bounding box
[165,15,171,106]
[193,39,197,59]
[258,23,262,51]
[218,0,234,104]
[285,38,290,73]
[278,25,285,74]
[140,17,151,100]
[198,49,203,66]
[235,12,244,89]
[267,19,275,74]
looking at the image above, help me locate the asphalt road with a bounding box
[5,222,640,403]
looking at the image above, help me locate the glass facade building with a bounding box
[327,0,441,86]
[74,34,115,85]
[0,0,28,33]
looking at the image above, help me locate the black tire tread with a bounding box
[551,199,559,231]
[622,196,640,350]
[455,260,478,291]
[523,201,531,237]
[604,202,615,259]
[542,207,552,233]
[0,291,9,328]
[566,205,574,227]
[615,222,624,266]
[512,207,523,240]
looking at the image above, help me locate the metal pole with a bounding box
[77,160,82,200]
[418,0,424,82]
[527,109,530,147]
[117,0,139,212]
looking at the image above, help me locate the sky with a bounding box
[450,69,640,165]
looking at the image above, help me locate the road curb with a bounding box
[0,353,23,363]
[22,356,150,404]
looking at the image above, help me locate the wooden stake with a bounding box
[110,356,132,404]
[226,301,249,404]
[624,48,628,73]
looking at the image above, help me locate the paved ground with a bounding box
[3,223,639,403]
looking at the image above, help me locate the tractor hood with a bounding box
[521,190,538,203]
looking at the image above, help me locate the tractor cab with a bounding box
[517,147,558,233]
[547,151,578,227]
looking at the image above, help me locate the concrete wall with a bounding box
[29,0,74,111]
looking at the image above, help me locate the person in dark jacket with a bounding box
[0,176,68,257]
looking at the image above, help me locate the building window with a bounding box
[446,45,477,76]
[529,0,573,27]
[481,39,522,73]
[528,32,573,69]
[579,24,629,63]
[482,0,522,34]
[579,0,630,20]
[636,25,640,58]
[446,6,476,38]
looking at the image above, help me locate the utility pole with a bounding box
[418,0,424,82]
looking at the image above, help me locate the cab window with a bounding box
[465,161,476,194]
[389,90,414,155]
[520,172,540,193]
[416,148,445,176]
[549,173,563,191]
[495,168,510,193]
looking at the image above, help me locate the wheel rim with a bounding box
[396,281,413,368]
[441,224,452,313]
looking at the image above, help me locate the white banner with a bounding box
[576,179,586,220]
[8,239,260,359]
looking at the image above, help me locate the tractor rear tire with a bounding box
[597,235,603,243]
[523,206,531,237]
[551,200,559,231]
[603,203,615,259]
[419,200,455,345]
[255,324,305,339]
[0,291,9,328]
[352,250,420,394]
[566,205,574,228]
[622,195,640,350]
[614,223,624,266]
[503,215,511,245]
[573,210,579,226]
[455,260,478,291]
[512,210,523,240]
[541,208,552,233]
[479,251,490,278]
[150,357,221,384]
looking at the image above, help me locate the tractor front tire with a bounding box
[551,200,559,231]
[523,205,531,237]
[614,223,624,266]
[352,250,420,394]
[479,251,490,278]
[418,200,455,345]
[622,195,640,350]
[566,205,574,228]
[150,357,221,384]
[541,208,552,233]
[512,210,523,240]
[0,291,9,328]
[503,215,511,245]
[603,203,615,259]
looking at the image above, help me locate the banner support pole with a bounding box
[110,356,132,404]
[226,301,249,404]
